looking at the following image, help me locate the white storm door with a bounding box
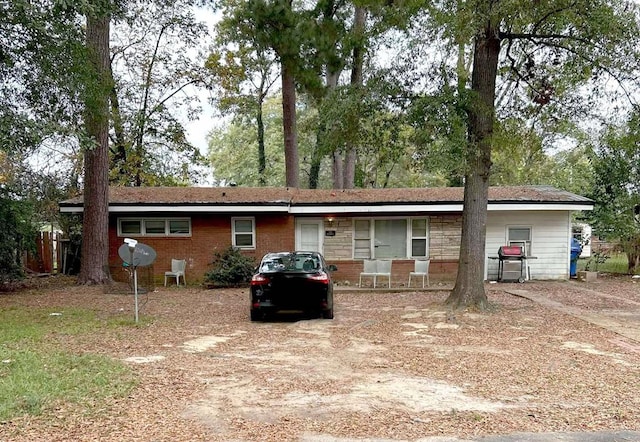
[295,218,323,253]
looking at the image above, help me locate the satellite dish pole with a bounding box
[118,239,157,323]
[124,238,140,322]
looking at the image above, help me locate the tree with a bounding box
[206,0,422,190]
[211,0,369,189]
[108,0,209,186]
[299,0,356,189]
[442,0,640,309]
[208,88,428,188]
[78,3,112,285]
[489,118,596,194]
[444,11,498,310]
[208,96,326,186]
[0,155,37,284]
[588,113,640,273]
[324,4,371,189]
[207,0,280,186]
[1,1,88,281]
[307,2,416,189]
[243,0,302,187]
[2,1,213,283]
[1,0,86,174]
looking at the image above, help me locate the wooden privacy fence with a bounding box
[26,231,65,274]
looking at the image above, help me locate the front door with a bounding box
[295,218,323,253]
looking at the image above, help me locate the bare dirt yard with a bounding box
[1,276,640,442]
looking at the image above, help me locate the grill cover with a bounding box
[498,246,523,258]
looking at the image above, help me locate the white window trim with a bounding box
[353,219,372,259]
[352,217,429,259]
[506,225,532,255]
[410,217,429,258]
[117,217,191,237]
[232,217,256,249]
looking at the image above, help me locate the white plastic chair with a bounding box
[376,260,392,288]
[164,259,186,286]
[359,259,378,287]
[408,259,430,288]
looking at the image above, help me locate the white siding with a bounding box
[486,211,572,280]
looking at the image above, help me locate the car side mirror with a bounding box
[327,264,338,272]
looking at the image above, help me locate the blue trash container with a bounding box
[570,238,582,277]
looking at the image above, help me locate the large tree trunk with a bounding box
[624,234,640,273]
[342,6,366,189]
[332,151,344,189]
[78,11,111,285]
[310,71,339,189]
[446,21,499,310]
[109,64,128,183]
[308,123,323,189]
[282,60,299,188]
[257,92,266,186]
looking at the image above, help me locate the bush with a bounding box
[0,192,37,285]
[204,247,255,287]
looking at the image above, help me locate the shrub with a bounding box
[584,249,611,272]
[205,247,255,287]
[0,192,37,285]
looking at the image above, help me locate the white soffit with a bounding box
[290,204,462,213]
[291,203,593,213]
[487,203,593,211]
[60,205,289,213]
[59,202,593,214]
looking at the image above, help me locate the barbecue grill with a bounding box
[497,245,526,283]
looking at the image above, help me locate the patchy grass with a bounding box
[0,307,136,422]
[577,252,630,274]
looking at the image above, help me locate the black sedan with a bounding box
[250,251,337,321]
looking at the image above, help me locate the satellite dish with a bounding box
[118,242,157,267]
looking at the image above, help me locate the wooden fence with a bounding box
[25,231,65,274]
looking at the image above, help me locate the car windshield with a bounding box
[259,253,320,273]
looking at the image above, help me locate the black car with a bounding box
[250,251,337,321]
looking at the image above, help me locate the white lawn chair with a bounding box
[408,259,430,288]
[376,260,392,288]
[359,259,378,287]
[164,259,186,286]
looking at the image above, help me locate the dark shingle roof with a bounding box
[59,185,592,208]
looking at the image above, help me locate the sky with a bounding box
[184,101,217,156]
[183,6,222,157]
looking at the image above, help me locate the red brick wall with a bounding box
[108,213,295,284]
[108,213,460,285]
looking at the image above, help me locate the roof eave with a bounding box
[59,201,594,214]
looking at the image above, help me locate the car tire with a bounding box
[322,308,334,319]
[250,309,262,321]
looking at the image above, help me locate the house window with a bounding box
[120,220,142,235]
[353,218,428,259]
[232,217,255,249]
[117,218,191,237]
[374,219,407,258]
[144,219,166,235]
[411,218,428,257]
[508,226,532,255]
[354,220,371,259]
[169,219,190,234]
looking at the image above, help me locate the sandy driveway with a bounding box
[2,277,640,441]
[179,280,640,440]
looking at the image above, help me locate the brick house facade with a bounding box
[60,186,593,285]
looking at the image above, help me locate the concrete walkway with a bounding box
[506,287,640,343]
